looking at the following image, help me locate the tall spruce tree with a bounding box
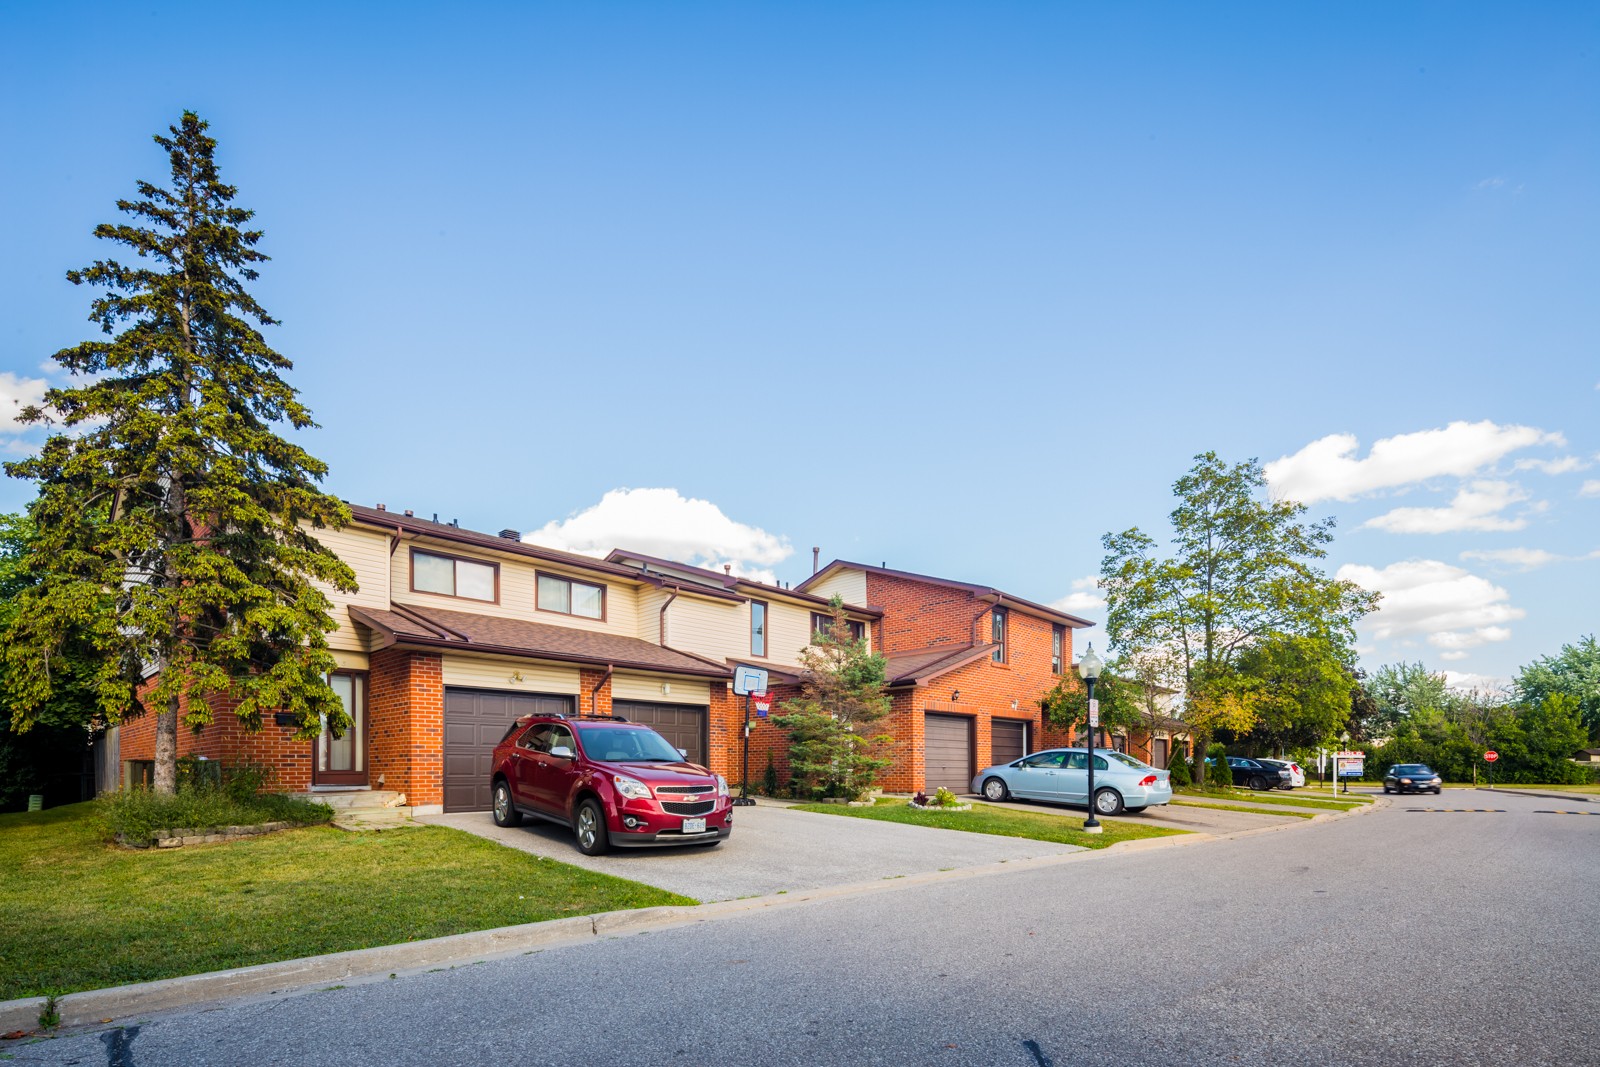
[3,112,356,794]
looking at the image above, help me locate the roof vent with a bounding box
[376,503,387,512]
[404,509,414,517]
[724,564,732,575]
[499,529,520,539]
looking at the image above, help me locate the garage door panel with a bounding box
[925,713,973,794]
[992,719,1028,767]
[443,688,573,812]
[613,701,707,766]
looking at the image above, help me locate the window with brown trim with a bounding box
[811,612,866,643]
[537,572,606,620]
[1051,625,1064,674]
[411,548,498,602]
[991,607,1008,663]
[751,600,768,657]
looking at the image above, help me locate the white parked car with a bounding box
[1257,758,1305,788]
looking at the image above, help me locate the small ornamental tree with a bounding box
[771,597,893,800]
[1041,669,1141,745]
[2,112,356,795]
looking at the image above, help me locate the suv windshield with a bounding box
[574,724,684,763]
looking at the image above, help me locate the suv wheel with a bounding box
[573,798,610,856]
[1248,775,1266,791]
[492,780,522,827]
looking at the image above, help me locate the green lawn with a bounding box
[794,799,1186,848]
[0,803,695,1000]
[1173,789,1369,812]
[1170,799,1318,819]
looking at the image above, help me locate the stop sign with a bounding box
[1484,750,1499,762]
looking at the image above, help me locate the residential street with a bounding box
[14,789,1598,1066]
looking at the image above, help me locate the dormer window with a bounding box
[411,549,498,602]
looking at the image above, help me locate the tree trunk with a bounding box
[1193,729,1209,788]
[153,695,179,795]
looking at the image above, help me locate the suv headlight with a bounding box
[613,775,652,800]
[715,774,729,797]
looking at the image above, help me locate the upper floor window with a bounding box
[411,548,498,602]
[1051,625,1065,674]
[991,607,1008,663]
[812,612,866,643]
[751,600,768,657]
[537,572,605,620]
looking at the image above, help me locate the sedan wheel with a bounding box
[1093,788,1124,816]
[982,777,1011,802]
[491,780,522,828]
[573,798,610,856]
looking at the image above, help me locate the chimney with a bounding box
[376,503,387,512]
[812,547,819,574]
[499,529,520,540]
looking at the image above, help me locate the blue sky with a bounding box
[2,2,1596,690]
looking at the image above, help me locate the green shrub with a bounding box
[1167,755,1191,787]
[933,786,960,807]
[98,784,332,844]
[762,753,779,797]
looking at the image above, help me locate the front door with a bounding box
[313,672,368,787]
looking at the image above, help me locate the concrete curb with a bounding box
[0,794,1365,1036]
[1475,786,1599,804]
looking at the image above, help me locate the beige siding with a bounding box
[312,524,393,652]
[330,649,371,671]
[392,538,642,636]
[637,586,671,645]
[612,675,711,704]
[440,655,582,695]
[663,596,746,661]
[764,600,817,670]
[807,568,867,606]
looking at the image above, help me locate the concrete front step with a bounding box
[332,809,416,832]
[294,789,408,811]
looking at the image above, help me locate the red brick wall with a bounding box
[577,668,614,717]
[368,648,443,806]
[115,683,315,791]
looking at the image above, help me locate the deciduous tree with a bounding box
[1515,636,1600,744]
[1099,452,1377,786]
[2,112,355,794]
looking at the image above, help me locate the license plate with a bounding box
[682,817,706,834]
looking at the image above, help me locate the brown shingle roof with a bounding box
[881,643,1000,687]
[604,548,882,617]
[347,604,730,678]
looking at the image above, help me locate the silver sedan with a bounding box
[971,748,1173,816]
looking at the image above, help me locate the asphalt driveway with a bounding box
[417,801,1081,902]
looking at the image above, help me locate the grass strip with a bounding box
[1170,800,1317,819]
[794,799,1186,849]
[1174,790,1367,812]
[0,803,694,1000]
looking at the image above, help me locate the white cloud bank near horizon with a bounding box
[521,487,793,584]
[1264,421,1566,505]
[1338,559,1525,658]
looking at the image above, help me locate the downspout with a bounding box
[658,585,680,646]
[972,593,1003,645]
[590,664,614,716]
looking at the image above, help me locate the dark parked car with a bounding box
[489,711,732,855]
[1383,763,1442,795]
[1223,756,1293,790]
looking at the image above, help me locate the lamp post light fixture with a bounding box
[1078,642,1104,834]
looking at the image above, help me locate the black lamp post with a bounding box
[1079,642,1104,834]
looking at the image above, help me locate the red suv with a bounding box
[489,712,732,855]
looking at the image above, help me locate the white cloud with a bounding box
[1477,177,1506,189]
[1363,480,1530,534]
[1439,651,1469,661]
[1338,559,1524,655]
[0,372,48,435]
[1513,455,1586,475]
[1459,547,1563,569]
[1052,576,1105,616]
[1265,421,1564,504]
[1441,670,1510,695]
[522,488,792,583]
[1581,480,1600,498]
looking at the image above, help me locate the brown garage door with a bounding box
[443,688,573,812]
[612,701,707,766]
[991,719,1029,767]
[925,713,973,794]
